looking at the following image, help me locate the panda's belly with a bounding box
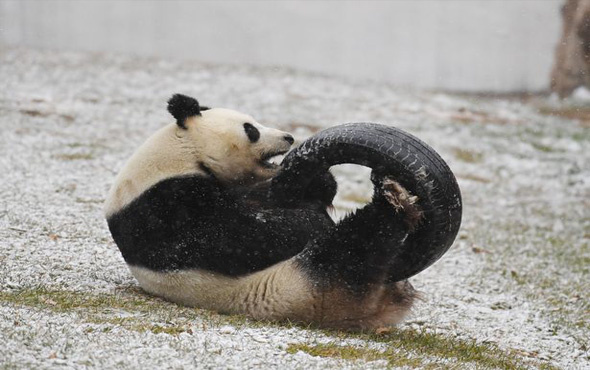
[128,259,318,320]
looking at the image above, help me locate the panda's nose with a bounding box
[283,135,294,145]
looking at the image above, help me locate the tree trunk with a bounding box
[551,0,590,98]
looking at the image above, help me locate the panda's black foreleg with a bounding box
[297,178,422,294]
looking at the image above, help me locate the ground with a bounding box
[0,48,588,369]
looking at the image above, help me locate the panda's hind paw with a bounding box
[382,178,422,231]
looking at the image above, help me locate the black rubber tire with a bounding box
[269,123,462,282]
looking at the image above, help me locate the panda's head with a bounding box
[104,94,295,217]
[168,94,294,184]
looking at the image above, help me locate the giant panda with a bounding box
[105,94,423,330]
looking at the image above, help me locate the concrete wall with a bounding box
[0,0,562,92]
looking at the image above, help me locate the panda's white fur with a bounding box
[105,108,292,217]
[128,260,313,321]
[105,95,418,330]
[129,260,414,328]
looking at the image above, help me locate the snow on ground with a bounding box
[0,48,588,369]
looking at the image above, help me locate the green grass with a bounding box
[287,327,559,369]
[0,286,288,334]
[0,287,205,335]
[530,142,558,153]
[53,153,95,161]
[0,287,560,368]
[0,287,149,312]
[287,342,421,368]
[457,173,492,183]
[451,148,483,163]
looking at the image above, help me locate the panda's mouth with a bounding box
[259,150,288,168]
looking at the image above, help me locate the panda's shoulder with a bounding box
[142,173,228,208]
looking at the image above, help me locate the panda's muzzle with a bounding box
[259,149,289,169]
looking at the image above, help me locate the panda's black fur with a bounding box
[105,94,420,330]
[108,172,336,276]
[167,93,210,128]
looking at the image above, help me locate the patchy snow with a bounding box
[571,86,590,102]
[0,48,588,369]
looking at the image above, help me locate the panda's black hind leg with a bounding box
[297,177,422,294]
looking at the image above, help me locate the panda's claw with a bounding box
[381,178,422,231]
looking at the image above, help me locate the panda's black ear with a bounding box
[167,94,202,129]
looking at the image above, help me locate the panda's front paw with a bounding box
[381,178,422,231]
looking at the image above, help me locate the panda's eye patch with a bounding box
[243,123,260,143]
